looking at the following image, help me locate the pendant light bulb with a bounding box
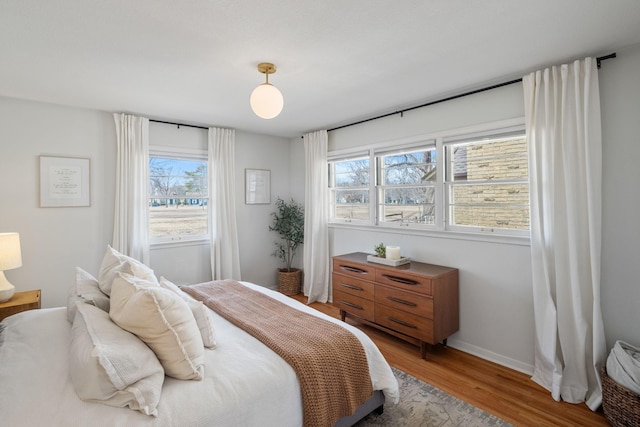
[250,63,283,119]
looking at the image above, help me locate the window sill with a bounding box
[329,222,530,246]
[150,238,209,250]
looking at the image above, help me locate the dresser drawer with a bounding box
[333,290,375,322]
[332,273,374,299]
[375,304,434,343]
[375,269,432,295]
[332,259,376,281]
[375,285,433,319]
[333,252,458,359]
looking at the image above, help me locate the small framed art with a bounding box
[245,168,271,204]
[39,155,91,207]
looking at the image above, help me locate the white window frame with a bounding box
[375,140,438,230]
[327,118,530,244]
[328,149,374,225]
[443,125,528,237]
[149,146,209,246]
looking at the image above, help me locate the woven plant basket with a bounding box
[278,269,301,296]
[601,365,640,427]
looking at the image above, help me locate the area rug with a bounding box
[356,367,513,427]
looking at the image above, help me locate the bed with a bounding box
[0,249,399,427]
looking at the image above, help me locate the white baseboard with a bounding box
[447,339,535,376]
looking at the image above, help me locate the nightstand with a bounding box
[0,290,41,322]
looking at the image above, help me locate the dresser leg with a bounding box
[420,342,428,359]
[340,309,346,322]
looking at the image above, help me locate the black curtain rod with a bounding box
[327,78,522,132]
[597,52,617,68]
[326,52,616,133]
[150,119,208,130]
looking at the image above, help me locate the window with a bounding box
[328,121,530,238]
[444,129,529,234]
[149,154,208,243]
[377,145,437,226]
[329,155,371,223]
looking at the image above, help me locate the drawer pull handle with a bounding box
[382,274,419,286]
[389,317,417,328]
[387,296,416,307]
[341,283,363,291]
[341,301,364,311]
[341,265,368,274]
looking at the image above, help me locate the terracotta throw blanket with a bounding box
[183,280,373,427]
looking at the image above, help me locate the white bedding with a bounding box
[0,281,398,427]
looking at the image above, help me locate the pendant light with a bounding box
[250,62,283,119]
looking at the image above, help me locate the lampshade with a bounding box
[250,62,284,119]
[0,232,22,302]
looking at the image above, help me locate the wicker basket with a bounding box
[601,365,640,427]
[278,269,301,296]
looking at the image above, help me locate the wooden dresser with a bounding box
[332,252,458,358]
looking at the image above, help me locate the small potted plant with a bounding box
[374,242,386,258]
[269,198,304,295]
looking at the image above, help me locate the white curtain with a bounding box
[112,113,150,264]
[208,127,241,280]
[303,130,330,303]
[524,57,606,410]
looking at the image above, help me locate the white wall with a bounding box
[599,44,640,349]
[0,99,294,308]
[288,137,306,203]
[322,83,536,373]
[1,43,637,374]
[0,97,115,308]
[235,130,294,289]
[147,122,211,286]
[288,45,640,373]
[146,123,293,290]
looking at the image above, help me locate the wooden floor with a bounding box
[292,294,610,427]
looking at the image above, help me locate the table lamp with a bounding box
[0,232,22,302]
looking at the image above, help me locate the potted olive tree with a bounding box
[269,197,304,295]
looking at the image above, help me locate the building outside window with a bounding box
[444,130,528,235]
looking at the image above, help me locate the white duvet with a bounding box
[0,281,398,427]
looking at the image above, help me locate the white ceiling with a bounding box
[2,0,640,138]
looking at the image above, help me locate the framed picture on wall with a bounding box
[245,168,271,204]
[39,155,91,207]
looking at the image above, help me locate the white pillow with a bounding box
[66,267,110,323]
[98,245,157,296]
[70,302,164,416]
[109,272,205,380]
[76,267,110,310]
[159,277,217,349]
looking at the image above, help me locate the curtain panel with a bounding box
[208,127,241,280]
[303,130,330,303]
[524,57,606,410]
[112,113,150,264]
